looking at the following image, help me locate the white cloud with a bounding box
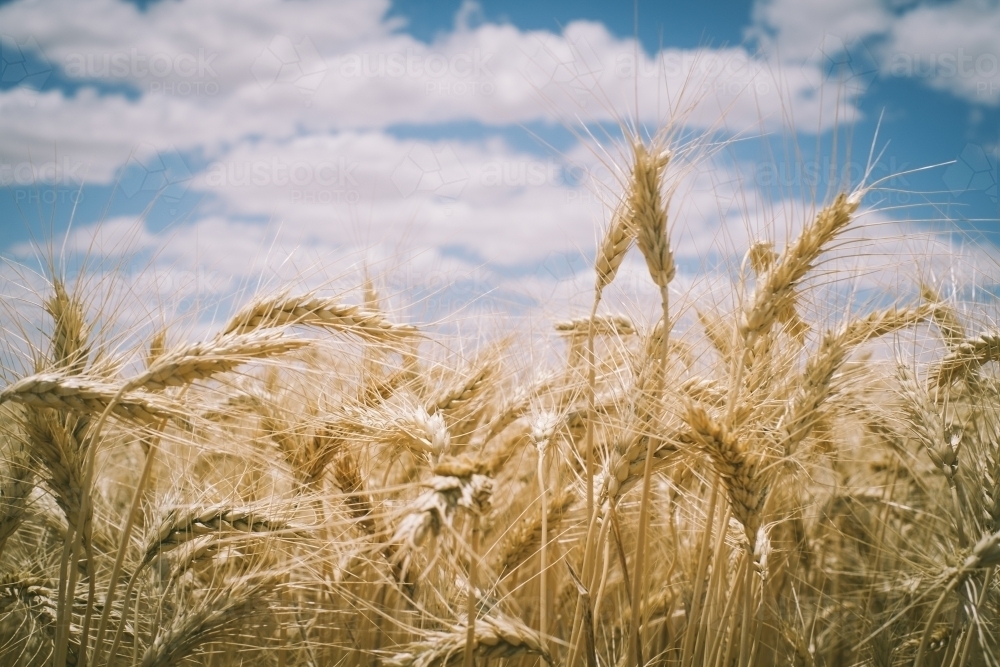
[750,0,892,61]
[882,2,1000,104]
[751,0,1000,106]
[0,0,857,180]
[0,0,994,336]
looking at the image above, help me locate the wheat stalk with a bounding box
[12,279,94,554]
[921,283,966,349]
[5,104,998,667]
[494,485,575,577]
[627,136,677,667]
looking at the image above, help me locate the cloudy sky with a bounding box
[1,0,998,328]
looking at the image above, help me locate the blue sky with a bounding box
[386,0,1000,236]
[0,0,998,320]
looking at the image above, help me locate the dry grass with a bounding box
[2,130,1000,667]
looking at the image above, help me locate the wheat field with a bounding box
[1,129,999,667]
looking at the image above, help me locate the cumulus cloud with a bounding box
[0,0,855,175]
[882,2,1000,105]
[0,0,859,275]
[0,0,993,335]
[752,0,1000,105]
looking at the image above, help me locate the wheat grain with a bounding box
[0,373,182,423]
[391,474,492,550]
[389,473,492,582]
[740,193,860,347]
[897,365,960,479]
[0,575,80,665]
[333,448,377,534]
[225,293,418,342]
[495,486,574,576]
[929,331,1000,387]
[631,141,675,289]
[426,363,493,416]
[143,504,304,568]
[0,574,133,666]
[779,304,933,456]
[685,403,766,540]
[0,441,34,554]
[555,314,636,338]
[921,283,966,349]
[594,205,634,297]
[748,241,809,343]
[138,575,274,667]
[131,330,307,391]
[384,612,554,667]
[698,309,734,359]
[40,279,91,374]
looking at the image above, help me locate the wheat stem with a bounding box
[536,432,549,648]
[91,419,166,666]
[627,286,670,667]
[463,512,480,667]
[56,379,129,667]
[681,478,719,667]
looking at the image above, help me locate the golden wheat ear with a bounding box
[0,439,34,557]
[138,574,277,667]
[224,292,419,344]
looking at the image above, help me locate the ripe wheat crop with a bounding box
[2,126,999,667]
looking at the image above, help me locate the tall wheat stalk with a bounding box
[627,137,675,667]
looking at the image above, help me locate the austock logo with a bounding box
[2,156,89,204]
[203,156,362,204]
[1,34,53,104]
[392,143,468,200]
[802,35,878,98]
[524,31,603,105]
[252,35,327,99]
[118,144,194,207]
[337,49,494,79]
[62,46,219,96]
[943,143,998,203]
